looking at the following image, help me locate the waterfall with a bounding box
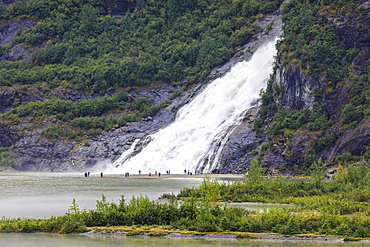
[111,37,279,175]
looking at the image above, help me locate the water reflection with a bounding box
[0,233,369,247]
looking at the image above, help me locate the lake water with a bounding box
[1,233,370,247]
[1,172,370,247]
[0,172,203,218]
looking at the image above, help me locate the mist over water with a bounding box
[111,37,279,175]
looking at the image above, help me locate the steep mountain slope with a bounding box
[0,0,284,171]
[254,0,370,175]
[0,0,369,174]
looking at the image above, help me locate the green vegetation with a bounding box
[280,0,358,83]
[0,90,179,140]
[258,0,359,136]
[342,69,370,128]
[0,0,283,89]
[255,0,370,173]
[2,161,370,238]
[0,0,369,239]
[4,92,131,120]
[0,146,15,167]
[0,0,284,140]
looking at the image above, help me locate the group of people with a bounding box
[83,169,202,178]
[148,171,161,177]
[83,172,104,177]
[184,169,201,175]
[139,170,171,177]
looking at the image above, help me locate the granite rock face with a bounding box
[0,19,37,45]
[319,1,370,75]
[260,1,370,173]
[0,18,37,63]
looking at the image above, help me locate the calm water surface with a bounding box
[0,172,203,218]
[1,172,370,247]
[1,233,370,247]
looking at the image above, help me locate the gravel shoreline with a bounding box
[82,228,346,242]
[100,174,245,179]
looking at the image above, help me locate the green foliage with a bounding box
[265,99,333,138]
[246,158,264,183]
[334,152,362,165]
[4,92,131,119]
[35,43,66,64]
[342,69,370,127]
[3,165,370,237]
[308,158,326,181]
[0,0,284,140]
[268,107,310,136]
[0,0,283,90]
[313,134,337,152]
[0,90,181,140]
[0,146,15,167]
[280,0,358,83]
[306,103,333,131]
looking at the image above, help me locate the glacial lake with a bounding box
[0,172,203,218]
[1,172,370,247]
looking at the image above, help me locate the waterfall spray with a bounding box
[110,37,279,175]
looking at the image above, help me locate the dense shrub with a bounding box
[0,0,284,90]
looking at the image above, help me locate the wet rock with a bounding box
[0,19,36,45]
[276,57,322,110]
[216,106,265,174]
[0,122,17,147]
[334,118,370,157]
[1,44,36,63]
[0,86,16,113]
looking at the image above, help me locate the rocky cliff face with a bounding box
[6,82,183,171]
[260,1,370,172]
[324,1,370,75]
[0,18,37,63]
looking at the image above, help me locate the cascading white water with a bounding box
[111,37,278,175]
